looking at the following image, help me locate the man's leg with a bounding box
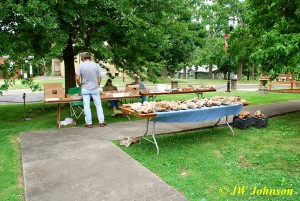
[113,100,119,108]
[81,88,92,124]
[141,95,146,103]
[108,100,115,109]
[109,100,118,111]
[91,89,105,123]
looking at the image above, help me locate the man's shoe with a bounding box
[99,122,107,127]
[84,124,93,128]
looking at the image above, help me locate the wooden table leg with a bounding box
[57,103,61,128]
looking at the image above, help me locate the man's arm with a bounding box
[98,76,102,86]
[140,82,146,90]
[75,75,81,87]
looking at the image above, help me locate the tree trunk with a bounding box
[238,61,243,81]
[250,64,255,80]
[161,67,168,77]
[208,64,213,79]
[172,71,176,78]
[183,66,187,79]
[42,59,47,76]
[63,35,76,94]
[122,67,125,82]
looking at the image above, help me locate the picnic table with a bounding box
[44,94,141,128]
[44,98,80,128]
[141,88,216,101]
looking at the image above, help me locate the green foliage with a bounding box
[229,27,253,65]
[190,0,247,76]
[246,0,300,75]
[0,0,194,92]
[2,0,300,92]
[191,37,227,74]
[0,59,42,95]
[251,29,300,74]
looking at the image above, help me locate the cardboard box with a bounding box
[182,87,192,92]
[44,83,62,89]
[125,84,140,96]
[44,83,65,99]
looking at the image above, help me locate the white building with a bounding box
[176,65,220,79]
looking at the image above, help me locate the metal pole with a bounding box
[23,93,31,121]
[23,93,26,121]
[226,26,233,93]
[226,54,231,92]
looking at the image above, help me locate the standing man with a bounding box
[75,53,107,128]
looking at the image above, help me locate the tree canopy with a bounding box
[189,0,247,78]
[246,0,300,76]
[0,0,194,93]
[1,0,300,95]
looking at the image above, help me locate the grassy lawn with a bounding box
[0,90,299,200]
[118,112,300,201]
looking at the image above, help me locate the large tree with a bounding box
[229,25,258,80]
[246,0,300,76]
[0,0,192,94]
[189,0,247,79]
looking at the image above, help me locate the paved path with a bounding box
[20,100,300,201]
[0,90,44,104]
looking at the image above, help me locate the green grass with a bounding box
[0,90,299,200]
[117,112,300,201]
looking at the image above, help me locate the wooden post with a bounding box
[291,74,294,90]
[269,80,272,90]
[123,67,125,82]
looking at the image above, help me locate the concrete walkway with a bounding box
[20,100,300,201]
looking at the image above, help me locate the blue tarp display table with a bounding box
[121,104,243,154]
[152,104,242,123]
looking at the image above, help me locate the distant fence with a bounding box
[259,74,300,91]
